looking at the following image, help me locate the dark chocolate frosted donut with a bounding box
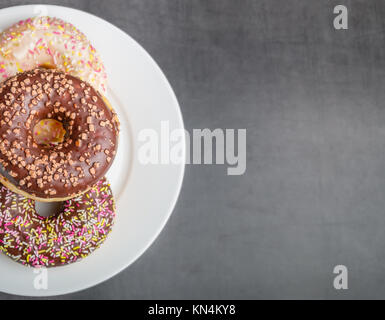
[0,177,115,267]
[0,68,119,201]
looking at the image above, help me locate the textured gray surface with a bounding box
[1,0,385,299]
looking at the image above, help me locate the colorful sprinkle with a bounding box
[0,177,116,268]
[0,16,107,93]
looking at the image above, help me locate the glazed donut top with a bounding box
[0,68,119,200]
[0,16,107,93]
[0,177,115,267]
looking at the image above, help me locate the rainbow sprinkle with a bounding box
[0,16,107,93]
[0,177,116,267]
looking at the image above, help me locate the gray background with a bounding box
[0,0,384,299]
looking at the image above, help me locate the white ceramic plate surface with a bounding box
[0,4,185,296]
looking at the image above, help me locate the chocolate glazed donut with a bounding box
[0,68,119,201]
[0,177,115,267]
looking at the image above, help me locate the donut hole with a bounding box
[35,201,63,218]
[39,62,56,70]
[33,119,66,146]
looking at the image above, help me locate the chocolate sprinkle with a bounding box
[0,68,119,199]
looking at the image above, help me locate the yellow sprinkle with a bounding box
[16,62,23,73]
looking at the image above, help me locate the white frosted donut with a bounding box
[0,16,107,93]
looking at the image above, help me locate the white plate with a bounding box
[0,5,185,296]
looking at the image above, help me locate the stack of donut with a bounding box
[0,17,119,267]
